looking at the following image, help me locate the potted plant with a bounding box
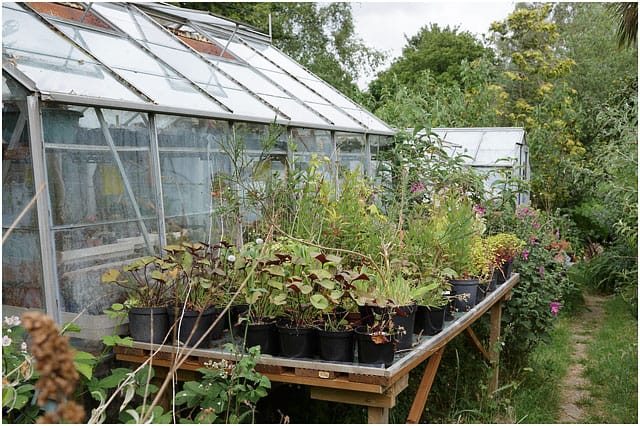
[238,241,286,356]
[312,253,363,362]
[433,193,489,313]
[411,277,451,336]
[270,240,328,359]
[161,242,221,348]
[101,256,172,344]
[485,233,525,285]
[354,309,402,368]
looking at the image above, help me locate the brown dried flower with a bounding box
[22,312,84,422]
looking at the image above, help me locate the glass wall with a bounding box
[2,75,45,310]
[336,132,366,176]
[44,104,159,314]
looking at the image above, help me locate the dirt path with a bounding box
[556,294,608,423]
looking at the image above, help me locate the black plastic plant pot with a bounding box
[128,306,169,345]
[244,322,280,355]
[355,326,396,368]
[449,279,480,313]
[495,260,514,285]
[277,325,316,358]
[209,307,226,341]
[167,306,216,348]
[390,303,417,350]
[227,304,249,332]
[317,329,355,362]
[414,305,446,336]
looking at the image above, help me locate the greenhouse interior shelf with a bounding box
[116,274,520,424]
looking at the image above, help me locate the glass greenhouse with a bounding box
[2,2,394,338]
[432,127,530,204]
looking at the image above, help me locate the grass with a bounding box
[582,295,638,424]
[506,316,574,423]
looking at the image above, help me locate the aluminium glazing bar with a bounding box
[192,22,334,127]
[138,14,292,121]
[39,92,396,136]
[95,107,153,253]
[125,4,235,114]
[234,35,370,130]
[26,95,62,323]
[147,113,167,253]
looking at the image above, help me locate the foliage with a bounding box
[485,201,579,365]
[175,344,271,423]
[369,23,493,100]
[101,257,172,308]
[607,2,638,48]
[484,232,525,267]
[1,316,40,423]
[490,3,585,210]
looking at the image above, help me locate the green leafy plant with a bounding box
[101,256,173,308]
[174,344,271,423]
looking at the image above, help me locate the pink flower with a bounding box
[537,266,545,279]
[473,205,486,216]
[555,230,560,239]
[550,301,561,316]
[533,222,540,229]
[410,180,425,193]
[522,249,529,261]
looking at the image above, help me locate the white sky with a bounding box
[351,1,516,88]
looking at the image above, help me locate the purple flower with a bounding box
[555,230,560,239]
[537,266,545,279]
[522,249,529,261]
[473,205,486,216]
[533,222,540,229]
[550,301,561,316]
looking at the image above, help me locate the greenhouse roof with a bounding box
[431,127,527,167]
[2,2,393,135]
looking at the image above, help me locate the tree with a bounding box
[369,24,493,103]
[608,2,638,48]
[489,3,583,210]
[175,2,385,98]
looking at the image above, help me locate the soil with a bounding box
[556,294,608,423]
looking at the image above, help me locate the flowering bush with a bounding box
[485,202,580,365]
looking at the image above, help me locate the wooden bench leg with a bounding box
[489,300,503,395]
[368,407,388,424]
[406,347,445,423]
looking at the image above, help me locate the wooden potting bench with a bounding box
[115,273,519,423]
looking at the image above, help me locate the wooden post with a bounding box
[488,299,503,394]
[368,407,389,424]
[406,347,445,423]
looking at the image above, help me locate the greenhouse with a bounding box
[2,2,394,338]
[432,127,529,204]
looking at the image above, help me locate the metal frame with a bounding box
[27,95,61,323]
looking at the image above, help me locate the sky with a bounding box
[351,1,516,88]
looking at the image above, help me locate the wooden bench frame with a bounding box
[115,274,519,423]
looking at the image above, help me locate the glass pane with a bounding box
[43,105,155,227]
[337,132,366,175]
[157,115,230,244]
[290,128,335,179]
[57,23,172,75]
[340,107,392,133]
[249,42,307,77]
[308,103,361,129]
[2,86,45,310]
[204,85,281,119]
[259,95,328,126]
[216,62,285,97]
[117,70,227,112]
[56,219,159,314]
[212,36,279,72]
[2,6,143,102]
